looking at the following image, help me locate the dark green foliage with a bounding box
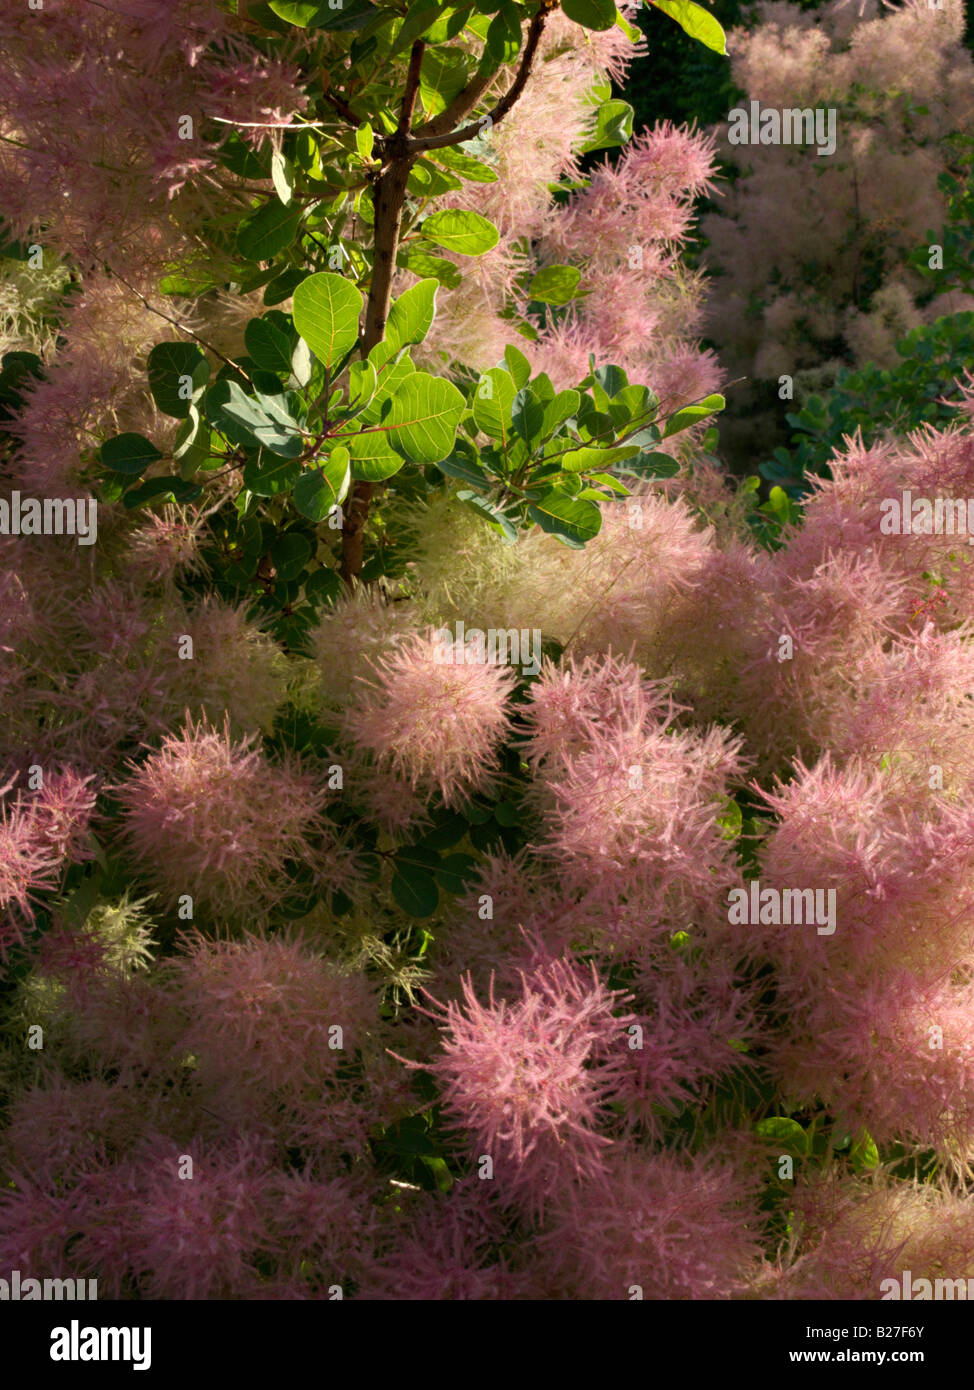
[761,311,974,498]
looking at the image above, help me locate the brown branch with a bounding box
[338,480,376,585]
[322,89,361,126]
[398,41,426,136]
[409,7,550,153]
[362,160,414,357]
[339,8,553,585]
[339,152,413,586]
[412,70,496,141]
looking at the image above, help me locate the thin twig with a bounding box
[210,116,338,132]
[106,267,252,383]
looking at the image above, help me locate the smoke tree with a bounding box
[3,0,974,1308]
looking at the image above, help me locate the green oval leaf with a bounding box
[391,863,440,917]
[356,122,374,160]
[245,315,296,375]
[622,451,679,479]
[504,343,531,390]
[562,0,616,31]
[345,429,406,482]
[755,1117,809,1155]
[437,449,491,490]
[293,450,350,519]
[527,488,602,546]
[217,131,272,180]
[271,151,295,205]
[528,265,582,305]
[146,343,209,419]
[485,6,522,63]
[347,359,378,410]
[391,0,443,55]
[359,350,416,424]
[268,0,321,23]
[314,0,379,29]
[290,337,313,388]
[580,98,634,154]
[472,367,516,443]
[850,1128,880,1171]
[386,278,438,354]
[264,267,309,306]
[100,432,163,476]
[663,393,725,438]
[172,406,211,476]
[236,200,303,262]
[420,209,500,257]
[270,532,313,580]
[384,372,465,464]
[212,381,304,457]
[294,471,337,521]
[398,247,462,289]
[651,0,727,55]
[433,147,499,183]
[122,476,202,508]
[292,272,363,369]
[456,490,518,543]
[241,453,302,497]
[435,853,480,894]
[417,808,468,850]
[511,386,545,448]
[305,567,342,604]
[561,443,639,473]
[609,383,658,428]
[541,389,581,437]
[418,47,469,119]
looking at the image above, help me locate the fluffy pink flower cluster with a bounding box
[0,1134,381,1299]
[5,572,293,774]
[524,654,744,928]
[534,123,723,410]
[413,12,720,409]
[536,1150,763,1299]
[737,755,974,1153]
[168,929,404,1157]
[0,768,96,957]
[732,420,974,770]
[115,714,341,921]
[0,1,307,281]
[413,957,637,1218]
[343,630,516,809]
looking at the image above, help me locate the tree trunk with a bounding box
[339,152,412,585]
